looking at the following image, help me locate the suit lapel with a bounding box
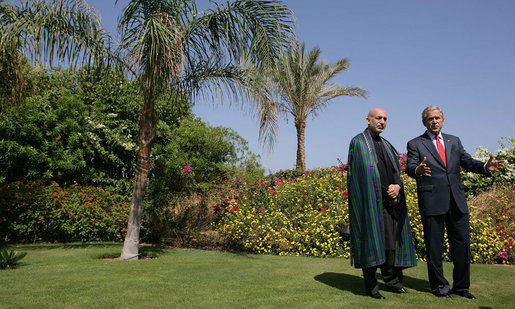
[421,132,446,168]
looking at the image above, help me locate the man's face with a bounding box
[366,109,387,135]
[423,110,444,135]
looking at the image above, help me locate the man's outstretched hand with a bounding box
[486,153,504,172]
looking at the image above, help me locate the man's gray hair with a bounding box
[422,106,444,121]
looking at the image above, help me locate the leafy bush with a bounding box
[145,118,265,243]
[216,166,513,264]
[0,249,27,270]
[0,181,130,242]
[461,137,515,197]
[0,66,191,195]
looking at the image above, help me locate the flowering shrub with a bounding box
[217,167,350,257]
[468,185,514,264]
[461,137,514,197]
[216,165,514,264]
[0,181,130,242]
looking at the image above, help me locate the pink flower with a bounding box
[258,208,263,212]
[301,194,307,198]
[274,178,281,185]
[320,209,327,213]
[343,191,348,197]
[337,186,343,190]
[271,190,277,195]
[181,166,192,173]
[511,185,515,189]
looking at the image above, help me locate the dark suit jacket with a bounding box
[406,132,487,216]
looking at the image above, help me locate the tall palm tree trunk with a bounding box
[295,119,306,171]
[120,96,157,260]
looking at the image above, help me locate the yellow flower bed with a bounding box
[216,167,513,264]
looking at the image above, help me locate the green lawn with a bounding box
[1,243,513,308]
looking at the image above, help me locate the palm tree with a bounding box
[254,40,367,171]
[116,0,293,260]
[1,0,294,260]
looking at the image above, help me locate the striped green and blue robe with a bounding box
[347,129,417,269]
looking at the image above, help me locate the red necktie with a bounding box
[436,135,446,167]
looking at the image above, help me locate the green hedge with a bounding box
[0,181,130,242]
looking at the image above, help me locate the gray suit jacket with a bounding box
[406,132,487,216]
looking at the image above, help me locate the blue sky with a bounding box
[84,0,515,173]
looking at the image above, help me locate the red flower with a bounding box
[301,194,307,198]
[343,191,348,197]
[497,226,504,231]
[320,209,327,213]
[230,205,239,213]
[182,166,192,173]
[258,208,263,212]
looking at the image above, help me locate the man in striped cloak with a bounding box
[347,108,417,299]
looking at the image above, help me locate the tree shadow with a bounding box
[12,242,123,250]
[314,272,431,295]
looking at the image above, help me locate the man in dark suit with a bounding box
[406,106,504,299]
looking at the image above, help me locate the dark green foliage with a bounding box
[0,249,27,270]
[0,66,192,195]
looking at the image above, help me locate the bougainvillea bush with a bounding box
[0,181,130,242]
[215,165,513,264]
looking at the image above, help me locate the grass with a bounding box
[1,243,514,308]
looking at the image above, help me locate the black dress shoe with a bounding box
[388,287,408,294]
[370,292,386,299]
[435,292,451,298]
[453,291,476,299]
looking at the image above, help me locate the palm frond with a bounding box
[1,0,114,69]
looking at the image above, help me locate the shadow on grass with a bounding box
[314,272,431,295]
[314,272,367,296]
[12,242,123,251]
